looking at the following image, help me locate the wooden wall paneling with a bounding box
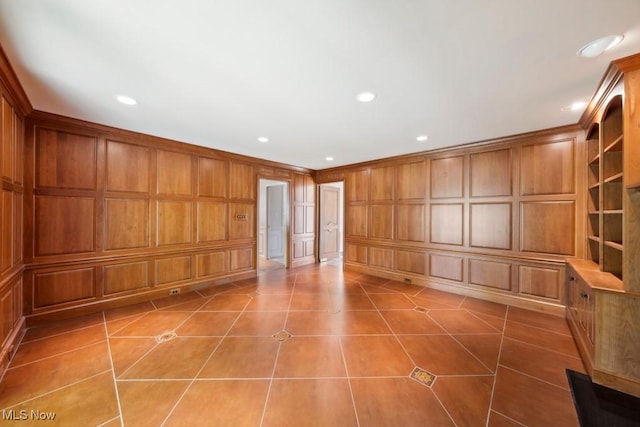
[156,150,192,196]
[35,196,96,256]
[106,140,149,193]
[469,258,512,291]
[156,256,191,285]
[430,204,463,245]
[397,161,426,201]
[519,265,562,300]
[33,268,96,308]
[346,243,367,264]
[12,192,22,265]
[156,201,192,245]
[2,97,13,180]
[346,205,367,238]
[293,241,305,259]
[197,251,227,277]
[229,162,255,200]
[229,203,254,240]
[470,149,512,197]
[1,190,11,272]
[369,205,393,240]
[470,203,512,250]
[0,285,12,346]
[396,250,425,275]
[396,204,425,242]
[12,278,22,327]
[520,201,575,255]
[13,113,23,185]
[370,166,395,201]
[429,253,464,282]
[103,262,149,295]
[198,157,227,198]
[230,247,254,271]
[104,198,149,250]
[431,156,464,199]
[197,202,227,242]
[293,205,305,235]
[346,169,369,202]
[293,173,305,203]
[368,247,393,270]
[305,205,315,234]
[305,174,315,203]
[304,240,315,257]
[521,139,575,196]
[35,129,97,190]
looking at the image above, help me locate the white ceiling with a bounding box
[1,1,639,170]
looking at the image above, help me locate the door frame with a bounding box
[257,177,291,270]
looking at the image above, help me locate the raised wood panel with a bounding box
[430,204,463,245]
[106,141,149,193]
[469,259,512,291]
[1,191,11,272]
[197,252,227,277]
[397,161,426,201]
[346,170,369,202]
[2,97,13,180]
[370,166,394,201]
[470,149,512,197]
[430,254,463,282]
[156,256,191,284]
[370,205,393,239]
[431,156,463,199]
[229,203,254,240]
[396,204,425,242]
[35,196,95,256]
[13,113,23,184]
[229,162,255,200]
[521,139,574,196]
[293,205,305,235]
[305,206,315,234]
[519,265,560,299]
[396,250,425,275]
[305,175,315,203]
[35,129,97,190]
[1,286,13,346]
[12,278,22,326]
[105,199,149,250]
[104,262,149,294]
[197,202,227,242]
[293,241,305,259]
[12,192,22,264]
[34,268,95,307]
[346,205,367,237]
[293,173,305,203]
[305,240,315,257]
[230,247,253,271]
[157,150,192,196]
[521,201,575,255]
[157,201,192,246]
[470,203,512,250]
[346,244,367,264]
[368,247,393,270]
[198,157,227,198]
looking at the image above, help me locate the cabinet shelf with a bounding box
[604,172,623,184]
[589,182,600,190]
[588,235,600,243]
[604,134,623,153]
[604,241,623,251]
[589,153,601,165]
[603,209,623,215]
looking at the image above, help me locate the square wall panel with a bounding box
[106,141,149,193]
[105,199,149,250]
[470,203,512,250]
[157,150,192,196]
[520,139,574,196]
[397,161,426,201]
[157,201,192,245]
[430,204,463,245]
[470,149,512,197]
[431,156,464,199]
[520,201,575,255]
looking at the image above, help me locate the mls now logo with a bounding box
[2,409,56,421]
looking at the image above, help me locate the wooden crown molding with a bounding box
[0,43,33,116]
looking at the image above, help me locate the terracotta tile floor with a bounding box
[0,263,584,426]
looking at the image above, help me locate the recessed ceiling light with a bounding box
[326,156,334,161]
[416,135,429,142]
[257,137,269,143]
[577,35,624,58]
[356,92,376,103]
[115,95,137,105]
[561,101,587,112]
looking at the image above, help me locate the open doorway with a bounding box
[318,182,344,264]
[258,179,289,272]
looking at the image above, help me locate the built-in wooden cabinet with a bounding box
[566,53,640,398]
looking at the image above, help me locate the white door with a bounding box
[267,185,284,259]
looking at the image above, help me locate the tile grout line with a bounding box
[258,271,299,427]
[102,312,125,427]
[484,305,510,427]
[338,328,361,427]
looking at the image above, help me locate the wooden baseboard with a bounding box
[0,316,25,382]
[344,263,566,317]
